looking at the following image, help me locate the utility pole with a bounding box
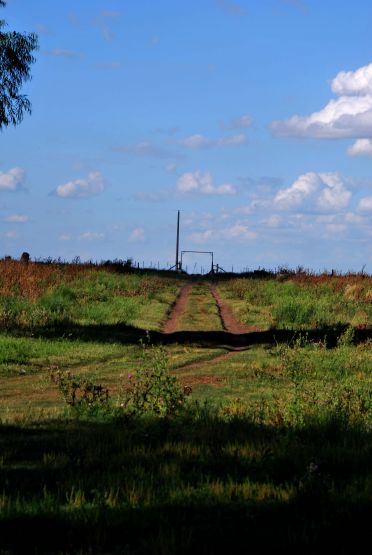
[175,210,180,272]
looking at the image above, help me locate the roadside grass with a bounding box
[0,266,185,332]
[217,275,372,330]
[177,283,222,331]
[1,265,371,553]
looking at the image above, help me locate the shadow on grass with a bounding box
[18,321,372,349]
[1,413,371,554]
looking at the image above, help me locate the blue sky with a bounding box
[1,0,372,273]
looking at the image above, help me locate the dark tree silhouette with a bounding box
[0,0,38,129]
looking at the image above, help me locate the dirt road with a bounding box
[162,281,253,336]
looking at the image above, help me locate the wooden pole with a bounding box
[175,210,180,271]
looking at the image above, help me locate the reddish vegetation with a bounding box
[0,260,99,299]
[288,272,372,290]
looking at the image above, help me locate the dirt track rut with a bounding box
[162,281,252,336]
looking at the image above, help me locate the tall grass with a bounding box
[219,274,372,329]
[0,261,183,331]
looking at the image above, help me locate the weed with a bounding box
[50,368,110,416]
[119,342,187,417]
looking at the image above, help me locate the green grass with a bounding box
[0,271,185,332]
[1,406,371,554]
[1,269,371,554]
[177,283,223,331]
[217,276,372,329]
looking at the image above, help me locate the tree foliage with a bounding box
[0,1,38,129]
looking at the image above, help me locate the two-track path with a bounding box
[163,281,257,337]
[161,281,259,376]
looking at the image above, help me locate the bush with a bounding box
[50,369,110,417]
[119,341,187,417]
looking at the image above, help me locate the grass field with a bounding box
[0,260,371,554]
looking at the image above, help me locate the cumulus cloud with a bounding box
[177,171,236,195]
[4,214,28,223]
[274,172,352,211]
[347,138,372,157]
[177,133,247,149]
[129,227,145,242]
[189,223,256,244]
[331,64,372,95]
[271,62,372,140]
[358,196,372,212]
[0,168,25,192]
[54,172,106,199]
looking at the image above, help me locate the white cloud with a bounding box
[55,171,106,199]
[347,138,372,157]
[129,227,145,242]
[331,64,372,95]
[189,223,256,244]
[222,224,257,240]
[177,171,236,195]
[178,134,211,149]
[263,214,282,227]
[79,231,105,241]
[323,223,346,238]
[177,133,247,149]
[358,196,372,212]
[4,214,28,223]
[344,212,365,224]
[59,233,72,241]
[0,168,25,192]
[271,62,372,140]
[219,134,247,146]
[274,172,351,211]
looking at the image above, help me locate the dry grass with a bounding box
[0,260,100,299]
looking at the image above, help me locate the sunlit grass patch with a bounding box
[177,283,222,331]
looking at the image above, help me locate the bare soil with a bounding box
[163,281,258,336]
[162,283,193,334]
[210,285,260,334]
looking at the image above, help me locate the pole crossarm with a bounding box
[181,251,214,255]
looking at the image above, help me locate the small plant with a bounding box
[338,325,356,346]
[50,368,109,415]
[119,341,186,417]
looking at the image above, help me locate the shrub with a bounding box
[50,369,110,416]
[119,341,186,417]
